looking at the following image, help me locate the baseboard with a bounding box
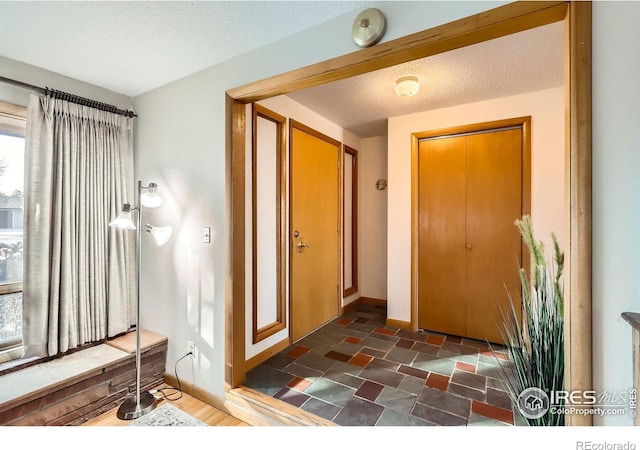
[342,296,387,315]
[386,317,413,330]
[244,337,290,373]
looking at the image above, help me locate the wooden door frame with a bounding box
[225,1,591,426]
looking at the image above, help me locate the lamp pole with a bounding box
[116,180,157,420]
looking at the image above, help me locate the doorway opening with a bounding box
[225,1,591,426]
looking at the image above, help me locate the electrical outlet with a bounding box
[187,340,195,355]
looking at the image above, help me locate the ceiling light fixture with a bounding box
[395,76,420,97]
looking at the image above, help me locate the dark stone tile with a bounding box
[359,347,388,359]
[297,338,333,356]
[294,351,337,372]
[411,342,440,356]
[274,387,311,408]
[467,412,511,427]
[345,322,377,334]
[396,338,415,349]
[355,380,384,401]
[412,353,455,376]
[440,341,480,356]
[263,353,296,370]
[476,361,508,380]
[398,375,427,395]
[486,387,514,410]
[448,353,479,365]
[281,362,324,380]
[305,378,356,407]
[360,336,395,352]
[461,338,491,350]
[368,357,400,371]
[448,382,486,402]
[416,387,471,419]
[375,386,418,415]
[333,341,363,356]
[327,360,364,376]
[323,369,365,389]
[436,348,459,359]
[398,364,429,380]
[333,396,385,426]
[368,333,400,343]
[385,346,418,365]
[325,350,352,363]
[322,323,364,338]
[243,365,295,396]
[396,329,430,342]
[487,376,510,392]
[305,330,346,346]
[354,317,370,324]
[377,408,433,426]
[450,370,487,391]
[445,335,463,344]
[300,397,341,422]
[411,402,468,426]
[358,365,405,388]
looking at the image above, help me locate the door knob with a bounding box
[296,241,310,251]
[466,243,472,250]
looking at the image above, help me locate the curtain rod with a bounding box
[0,75,137,118]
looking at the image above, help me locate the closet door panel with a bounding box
[418,136,467,337]
[465,129,523,344]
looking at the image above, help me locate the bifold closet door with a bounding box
[418,128,523,344]
[418,135,467,338]
[465,129,522,344]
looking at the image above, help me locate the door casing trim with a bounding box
[225,1,591,426]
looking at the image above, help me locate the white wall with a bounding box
[133,1,505,400]
[131,0,640,428]
[592,0,640,426]
[0,55,133,110]
[387,87,565,324]
[359,136,388,301]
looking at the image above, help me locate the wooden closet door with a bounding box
[465,128,523,344]
[418,135,467,337]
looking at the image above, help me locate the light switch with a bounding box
[203,227,211,243]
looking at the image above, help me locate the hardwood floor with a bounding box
[82,384,249,426]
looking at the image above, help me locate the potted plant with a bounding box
[495,215,565,426]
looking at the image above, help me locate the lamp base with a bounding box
[116,391,157,420]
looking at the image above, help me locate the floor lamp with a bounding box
[109,180,173,420]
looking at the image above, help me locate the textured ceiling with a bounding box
[286,21,565,138]
[0,0,372,97]
[0,2,564,138]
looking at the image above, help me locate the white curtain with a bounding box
[22,93,136,358]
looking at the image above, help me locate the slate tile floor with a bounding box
[244,304,525,426]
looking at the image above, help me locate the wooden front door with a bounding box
[290,120,340,342]
[418,125,525,344]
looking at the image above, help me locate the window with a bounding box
[0,100,26,360]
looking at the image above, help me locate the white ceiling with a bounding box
[0,1,564,138]
[0,0,372,97]
[287,21,565,137]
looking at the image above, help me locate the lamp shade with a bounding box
[144,225,173,246]
[395,76,420,97]
[109,204,136,229]
[140,183,163,208]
